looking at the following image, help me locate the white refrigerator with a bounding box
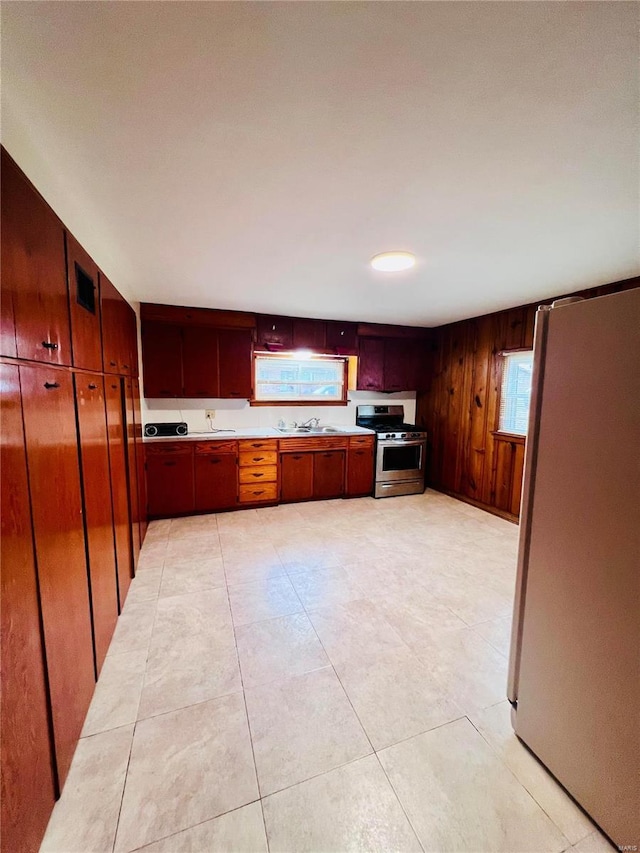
[508,287,640,849]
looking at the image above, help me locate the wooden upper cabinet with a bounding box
[357,337,385,391]
[182,326,219,397]
[1,148,71,365]
[256,315,293,349]
[18,363,96,789]
[325,320,358,354]
[218,328,253,398]
[0,363,56,853]
[141,322,182,397]
[383,337,409,392]
[74,374,119,674]
[66,232,103,371]
[292,318,326,351]
[101,272,134,375]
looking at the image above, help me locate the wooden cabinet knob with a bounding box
[42,341,59,350]
[43,382,60,389]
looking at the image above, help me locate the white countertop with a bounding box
[143,425,375,443]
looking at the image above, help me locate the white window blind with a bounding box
[254,355,346,402]
[498,351,533,435]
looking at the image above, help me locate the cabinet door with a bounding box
[74,374,119,673]
[257,315,293,349]
[313,450,345,499]
[141,321,183,397]
[292,318,326,350]
[124,379,141,565]
[66,232,103,371]
[123,300,137,377]
[132,378,148,545]
[194,452,237,512]
[19,364,95,788]
[383,337,409,391]
[218,328,253,398]
[146,448,195,517]
[104,377,133,608]
[280,452,314,502]
[2,149,71,365]
[1,364,56,853]
[325,321,357,354]
[100,272,127,374]
[357,337,385,391]
[182,326,219,397]
[346,446,375,497]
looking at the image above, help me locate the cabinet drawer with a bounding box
[349,435,375,448]
[194,441,237,454]
[145,441,193,456]
[239,450,277,467]
[238,465,277,484]
[238,483,278,503]
[238,439,278,452]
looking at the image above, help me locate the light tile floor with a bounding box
[41,491,612,853]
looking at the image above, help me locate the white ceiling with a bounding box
[2,2,638,326]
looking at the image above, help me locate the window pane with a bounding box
[254,356,345,402]
[499,351,533,435]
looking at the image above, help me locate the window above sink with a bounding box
[252,353,348,406]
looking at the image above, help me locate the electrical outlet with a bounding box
[205,410,216,420]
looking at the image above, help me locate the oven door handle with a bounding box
[377,439,426,448]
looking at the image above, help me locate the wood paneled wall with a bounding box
[416,277,640,521]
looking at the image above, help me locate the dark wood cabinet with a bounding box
[182,326,219,397]
[257,315,293,349]
[104,377,134,608]
[66,232,103,372]
[195,448,237,512]
[357,337,385,391]
[383,337,407,392]
[74,374,119,674]
[280,452,314,502]
[1,364,56,853]
[218,328,253,398]
[141,321,183,397]
[313,450,345,499]
[18,364,95,789]
[1,149,71,365]
[292,318,326,350]
[124,378,142,564]
[132,378,147,545]
[100,272,134,375]
[346,439,375,497]
[146,444,195,517]
[325,320,357,354]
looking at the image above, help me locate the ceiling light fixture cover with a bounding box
[370,251,416,272]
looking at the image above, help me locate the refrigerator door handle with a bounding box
[507,304,550,706]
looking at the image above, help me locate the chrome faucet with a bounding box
[295,417,320,429]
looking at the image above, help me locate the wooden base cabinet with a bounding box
[195,443,238,512]
[105,377,134,608]
[18,363,96,789]
[146,443,195,517]
[313,450,345,499]
[1,364,56,853]
[74,374,119,673]
[280,452,314,503]
[346,436,375,497]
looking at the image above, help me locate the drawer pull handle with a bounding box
[253,490,265,496]
[164,461,176,467]
[253,456,265,462]
[42,341,59,350]
[292,455,303,460]
[110,360,117,367]
[210,459,221,464]
[44,381,60,389]
[88,383,97,390]
[122,364,129,370]
[251,473,264,478]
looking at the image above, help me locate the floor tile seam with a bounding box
[370,750,427,853]
[110,719,138,853]
[134,684,245,725]
[464,714,576,849]
[229,601,307,632]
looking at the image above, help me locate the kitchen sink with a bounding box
[277,426,342,434]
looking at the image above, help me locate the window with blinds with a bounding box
[498,350,533,435]
[253,354,347,403]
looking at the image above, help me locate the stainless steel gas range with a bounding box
[355,405,427,498]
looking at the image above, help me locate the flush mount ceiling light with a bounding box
[370,251,416,272]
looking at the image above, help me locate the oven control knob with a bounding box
[401,432,407,438]
[386,433,392,439]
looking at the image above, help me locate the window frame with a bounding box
[493,348,533,440]
[250,351,349,406]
